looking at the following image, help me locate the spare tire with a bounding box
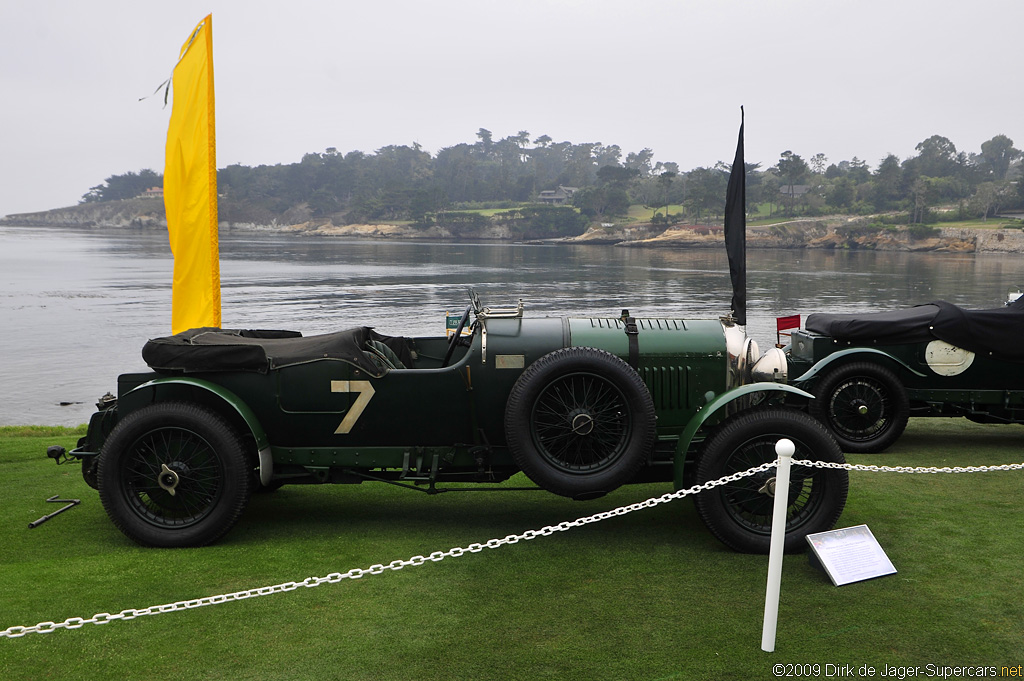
[504,347,656,499]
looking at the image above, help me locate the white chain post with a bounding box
[761,439,794,653]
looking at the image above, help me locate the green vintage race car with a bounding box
[786,293,1024,453]
[53,291,848,553]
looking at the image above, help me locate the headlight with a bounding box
[723,323,763,387]
[751,347,788,383]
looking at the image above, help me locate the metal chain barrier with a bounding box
[4,457,1022,639]
[1,461,777,639]
[794,460,1024,474]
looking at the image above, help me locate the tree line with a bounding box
[81,129,1023,231]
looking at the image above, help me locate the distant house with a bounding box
[779,184,811,198]
[537,186,578,205]
[141,186,164,199]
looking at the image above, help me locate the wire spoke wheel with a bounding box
[531,371,629,473]
[810,362,909,453]
[828,377,891,441]
[694,408,849,554]
[98,402,251,547]
[715,435,822,536]
[505,347,655,499]
[122,426,225,528]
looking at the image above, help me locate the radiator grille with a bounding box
[641,365,687,410]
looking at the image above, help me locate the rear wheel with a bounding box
[809,362,909,453]
[693,408,848,554]
[505,347,656,499]
[97,402,252,547]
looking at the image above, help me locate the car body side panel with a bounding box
[272,360,475,447]
[99,316,781,484]
[568,317,729,432]
[469,317,570,444]
[788,328,1024,417]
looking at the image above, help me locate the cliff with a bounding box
[1,202,576,241]
[5,202,1024,253]
[2,198,167,229]
[572,218,1023,253]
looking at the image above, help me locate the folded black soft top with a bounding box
[805,296,1024,361]
[142,327,412,376]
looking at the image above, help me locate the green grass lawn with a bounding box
[926,217,1021,230]
[624,204,689,223]
[440,207,514,217]
[420,204,1020,233]
[1,419,1022,680]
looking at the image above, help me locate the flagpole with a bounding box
[164,14,221,334]
[724,106,746,327]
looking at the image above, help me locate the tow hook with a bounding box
[28,495,81,529]
[158,464,180,496]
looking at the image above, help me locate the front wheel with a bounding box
[809,361,909,453]
[97,402,252,547]
[693,408,848,554]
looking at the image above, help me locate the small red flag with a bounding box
[776,315,801,332]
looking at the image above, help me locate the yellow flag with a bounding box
[164,14,220,334]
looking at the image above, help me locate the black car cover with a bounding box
[805,296,1024,362]
[142,327,413,376]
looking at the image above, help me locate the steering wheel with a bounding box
[442,306,473,367]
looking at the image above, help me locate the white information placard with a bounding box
[805,525,896,586]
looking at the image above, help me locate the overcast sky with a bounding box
[2,0,1021,217]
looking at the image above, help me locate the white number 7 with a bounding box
[330,380,375,434]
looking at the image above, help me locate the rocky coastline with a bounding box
[4,201,1024,253]
[572,219,1024,253]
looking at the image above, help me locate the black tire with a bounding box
[693,408,848,554]
[504,347,656,499]
[97,402,252,547]
[809,361,909,453]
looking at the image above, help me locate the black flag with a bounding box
[724,107,746,326]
